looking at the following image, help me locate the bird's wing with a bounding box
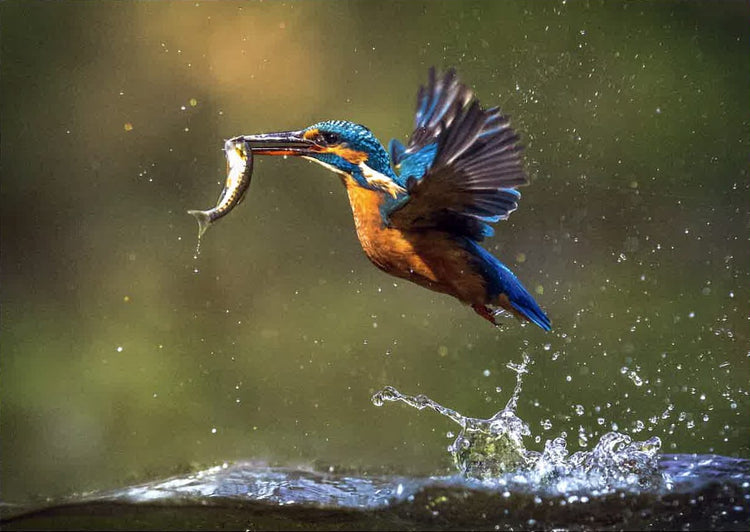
[384,68,527,241]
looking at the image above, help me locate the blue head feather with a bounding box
[303,120,396,188]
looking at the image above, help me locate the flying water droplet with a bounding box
[628,370,643,386]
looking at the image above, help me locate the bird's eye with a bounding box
[321,132,341,145]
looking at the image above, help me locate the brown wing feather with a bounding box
[390,71,527,238]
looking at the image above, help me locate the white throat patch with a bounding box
[359,162,406,198]
[301,157,406,198]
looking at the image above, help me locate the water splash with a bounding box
[372,354,666,493]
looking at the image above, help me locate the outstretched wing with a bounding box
[385,68,527,241]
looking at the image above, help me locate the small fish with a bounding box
[188,138,253,238]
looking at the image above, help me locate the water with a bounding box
[2,456,747,530]
[3,358,748,530]
[372,355,666,492]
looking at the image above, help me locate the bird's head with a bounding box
[236,120,403,196]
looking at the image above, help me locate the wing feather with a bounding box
[386,69,528,241]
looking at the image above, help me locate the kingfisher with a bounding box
[236,68,550,330]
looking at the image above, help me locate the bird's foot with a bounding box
[472,304,512,327]
[472,304,499,326]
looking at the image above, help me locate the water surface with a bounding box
[3,456,748,531]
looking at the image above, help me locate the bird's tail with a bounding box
[187,209,212,238]
[463,239,551,331]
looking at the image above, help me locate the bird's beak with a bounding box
[231,130,317,157]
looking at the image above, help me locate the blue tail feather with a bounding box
[463,239,551,331]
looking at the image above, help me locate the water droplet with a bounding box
[578,426,589,447]
[628,370,643,386]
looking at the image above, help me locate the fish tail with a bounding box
[463,239,551,331]
[187,210,212,238]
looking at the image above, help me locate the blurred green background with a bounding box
[1,1,748,504]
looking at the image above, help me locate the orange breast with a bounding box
[343,177,488,305]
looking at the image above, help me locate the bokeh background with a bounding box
[1,1,748,503]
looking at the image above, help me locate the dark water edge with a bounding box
[2,454,748,531]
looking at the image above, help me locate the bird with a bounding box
[236,68,550,330]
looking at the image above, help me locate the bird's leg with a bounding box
[472,304,499,326]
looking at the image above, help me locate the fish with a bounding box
[188,137,254,238]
